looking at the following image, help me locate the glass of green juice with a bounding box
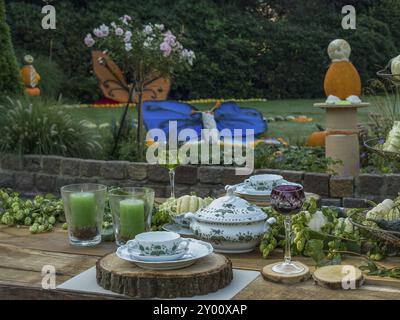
[109,187,155,246]
[61,184,107,247]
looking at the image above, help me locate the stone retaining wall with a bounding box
[1,154,399,208]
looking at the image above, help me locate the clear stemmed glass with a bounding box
[158,148,180,198]
[270,184,306,274]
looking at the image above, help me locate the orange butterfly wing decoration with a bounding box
[92,50,171,103]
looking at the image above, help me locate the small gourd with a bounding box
[391,54,400,80]
[176,195,205,214]
[307,126,327,147]
[25,87,41,97]
[383,121,400,153]
[366,199,397,221]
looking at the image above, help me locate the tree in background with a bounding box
[0,0,22,96]
[4,0,400,100]
[369,0,400,43]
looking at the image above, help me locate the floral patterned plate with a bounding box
[234,182,300,196]
[116,239,213,270]
[130,248,189,262]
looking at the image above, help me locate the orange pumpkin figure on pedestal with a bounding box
[21,55,41,97]
[324,39,361,103]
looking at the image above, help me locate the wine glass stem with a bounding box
[284,216,292,265]
[169,169,176,198]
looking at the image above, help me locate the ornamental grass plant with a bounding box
[367,79,400,138]
[0,97,102,158]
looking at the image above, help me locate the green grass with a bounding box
[61,97,377,144]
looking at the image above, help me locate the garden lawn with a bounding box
[63,98,376,144]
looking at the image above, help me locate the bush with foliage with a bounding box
[28,56,66,100]
[0,0,22,95]
[0,98,102,158]
[254,142,338,173]
[4,0,399,100]
[100,117,143,162]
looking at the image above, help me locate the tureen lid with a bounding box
[195,186,267,223]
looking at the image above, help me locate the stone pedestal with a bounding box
[314,103,369,176]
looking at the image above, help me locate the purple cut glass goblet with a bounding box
[271,185,306,275]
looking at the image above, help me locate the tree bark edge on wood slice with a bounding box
[96,253,233,298]
[261,262,311,284]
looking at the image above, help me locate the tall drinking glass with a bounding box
[158,148,180,198]
[270,185,306,274]
[109,187,155,246]
[61,184,107,247]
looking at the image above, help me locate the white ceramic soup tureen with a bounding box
[185,187,276,253]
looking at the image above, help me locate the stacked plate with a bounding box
[116,238,213,270]
[233,181,300,207]
[232,182,272,206]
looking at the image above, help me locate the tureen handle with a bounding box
[263,217,277,233]
[184,212,196,222]
[225,185,236,197]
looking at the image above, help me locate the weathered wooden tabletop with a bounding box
[1,225,400,300]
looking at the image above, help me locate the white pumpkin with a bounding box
[176,195,204,214]
[383,121,400,153]
[391,54,400,79]
[327,39,351,61]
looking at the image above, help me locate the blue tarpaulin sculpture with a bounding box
[142,100,267,142]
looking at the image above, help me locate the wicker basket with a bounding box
[364,138,400,163]
[348,210,400,249]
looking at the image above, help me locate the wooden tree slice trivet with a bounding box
[261,262,310,284]
[313,265,364,290]
[96,253,233,298]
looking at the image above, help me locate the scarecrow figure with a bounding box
[324,39,362,104]
[21,55,41,96]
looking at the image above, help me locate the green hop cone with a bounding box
[15,210,24,221]
[262,248,271,258]
[29,223,39,234]
[296,238,306,252]
[1,214,14,226]
[24,217,32,226]
[48,216,56,225]
[328,241,336,249]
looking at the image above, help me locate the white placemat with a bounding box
[58,267,259,300]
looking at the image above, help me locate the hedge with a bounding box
[0,0,22,96]
[4,0,399,101]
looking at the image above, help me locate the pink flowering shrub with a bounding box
[84,15,195,157]
[84,15,195,83]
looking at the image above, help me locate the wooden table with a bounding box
[1,225,400,300]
